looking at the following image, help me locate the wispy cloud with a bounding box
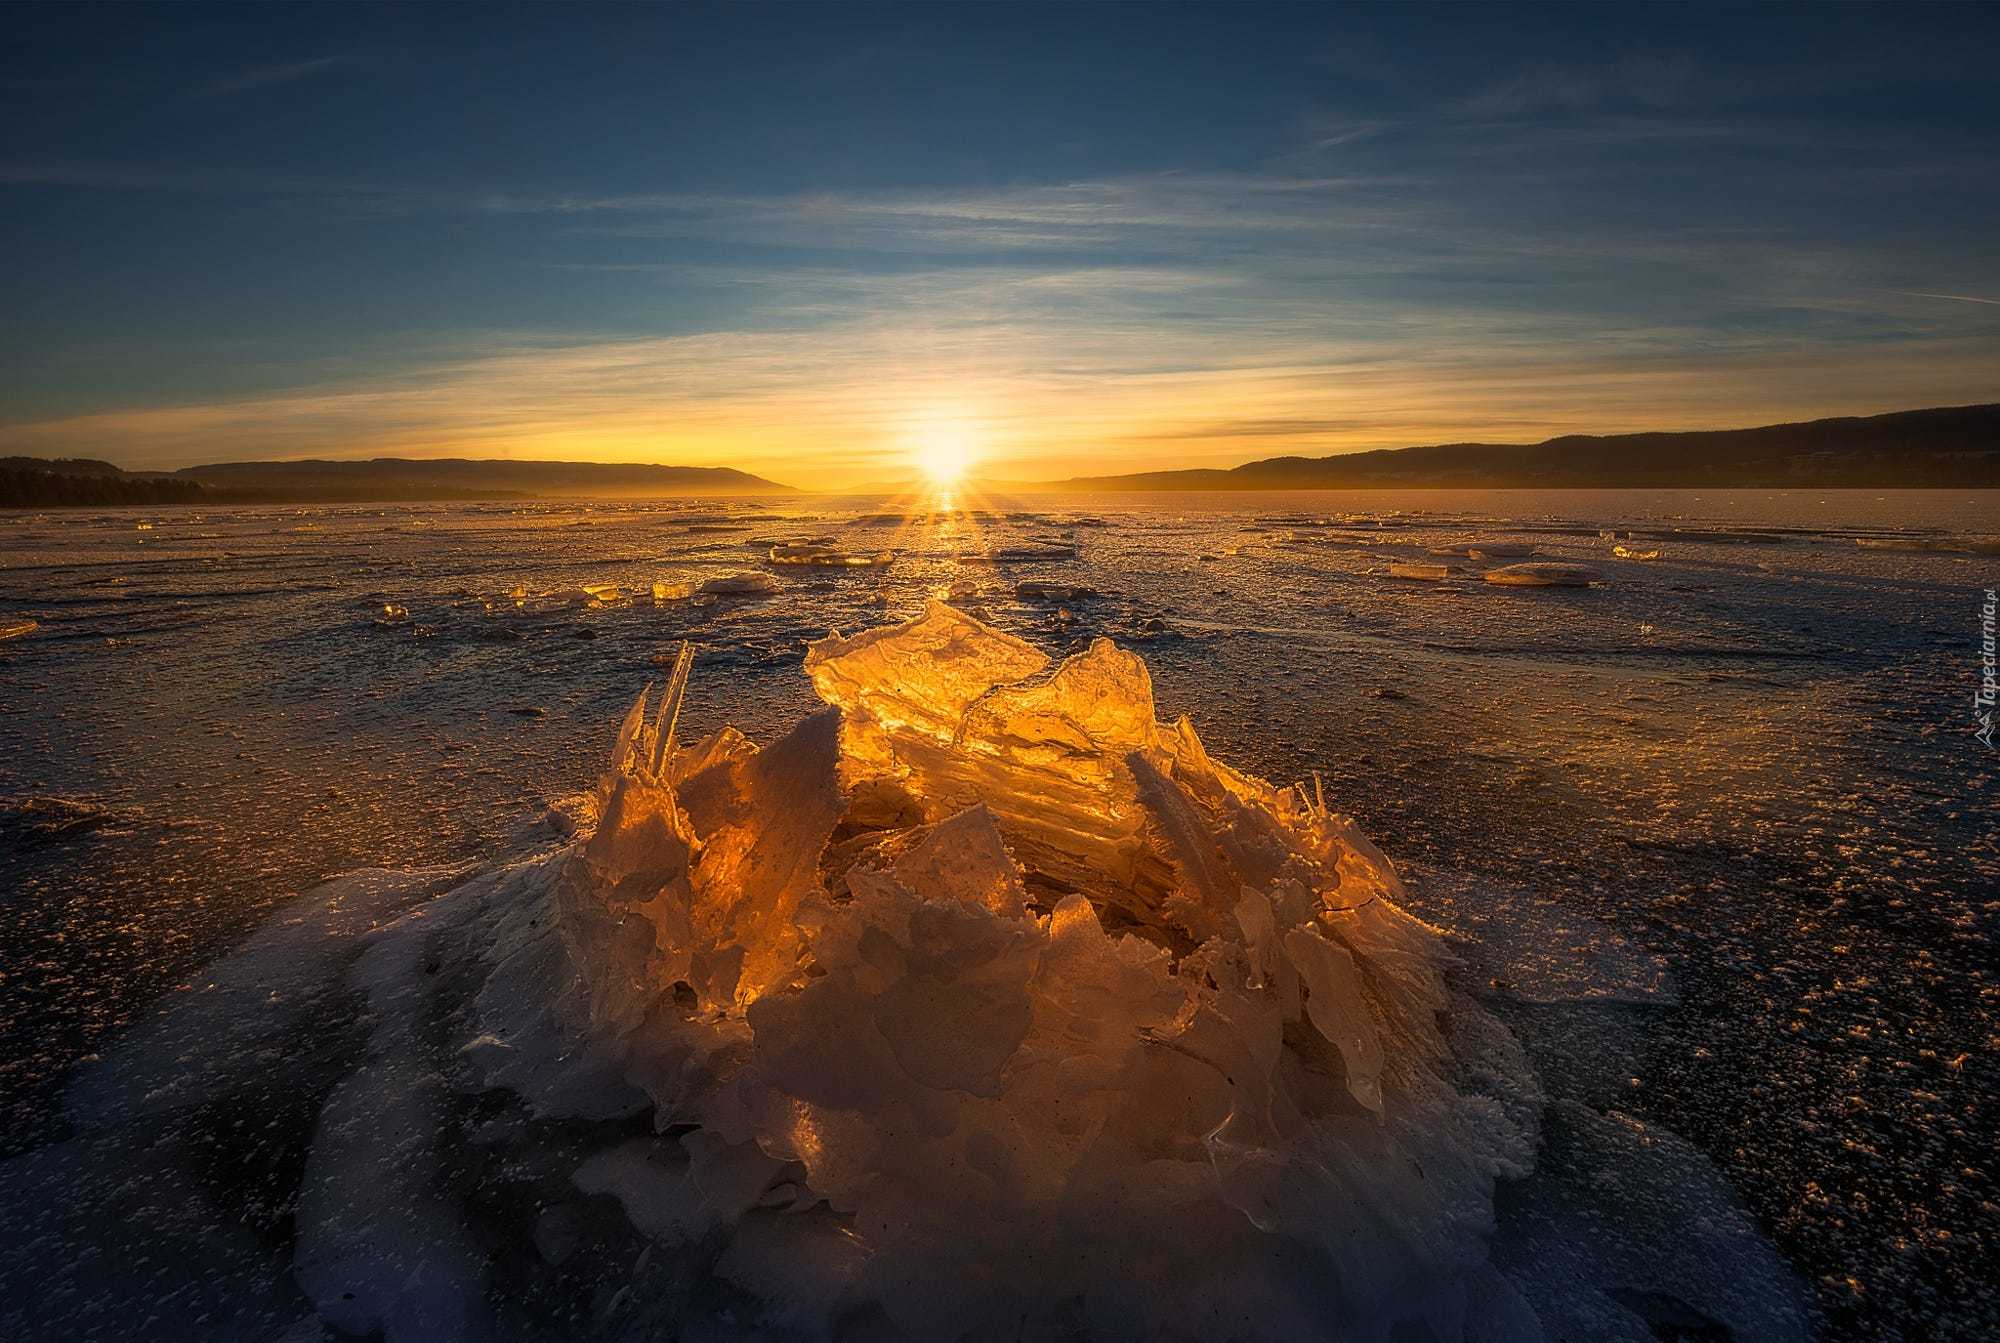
[1891,290,2000,308]
[197,56,346,99]
[1459,54,1697,120]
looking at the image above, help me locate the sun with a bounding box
[912,425,979,486]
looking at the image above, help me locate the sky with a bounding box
[2,0,1997,488]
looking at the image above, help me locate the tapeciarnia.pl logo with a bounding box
[1978,588,1997,749]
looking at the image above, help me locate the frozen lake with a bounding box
[1,488,1994,1340]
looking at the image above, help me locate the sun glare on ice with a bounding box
[912,425,979,486]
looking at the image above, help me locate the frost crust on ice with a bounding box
[483,602,1544,1338]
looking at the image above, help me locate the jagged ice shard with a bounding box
[482,602,1544,1339]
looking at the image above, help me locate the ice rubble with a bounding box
[468,602,1545,1338]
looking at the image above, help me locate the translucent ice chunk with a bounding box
[528,604,1550,1336]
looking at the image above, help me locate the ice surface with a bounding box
[294,884,492,1341]
[3,491,1982,1340]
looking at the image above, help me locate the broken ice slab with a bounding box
[1485,562,1603,587]
[1854,535,2000,554]
[581,582,624,604]
[1015,580,1095,601]
[695,571,780,597]
[651,578,694,601]
[0,794,121,845]
[1387,563,1452,581]
[958,543,1079,563]
[0,617,35,641]
[1612,545,1663,561]
[767,543,895,568]
[1467,543,1538,559]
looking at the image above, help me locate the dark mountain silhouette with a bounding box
[2,458,206,507]
[2,456,793,506]
[178,457,793,498]
[7,405,1996,507]
[1045,403,2000,490]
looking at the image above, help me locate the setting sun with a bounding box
[912,424,980,486]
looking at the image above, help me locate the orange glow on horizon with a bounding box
[6,326,1996,490]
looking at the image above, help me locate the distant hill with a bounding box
[2,457,206,507]
[1,456,793,507]
[1043,403,2000,490]
[177,457,793,499]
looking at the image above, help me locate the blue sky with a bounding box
[3,1,1996,484]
